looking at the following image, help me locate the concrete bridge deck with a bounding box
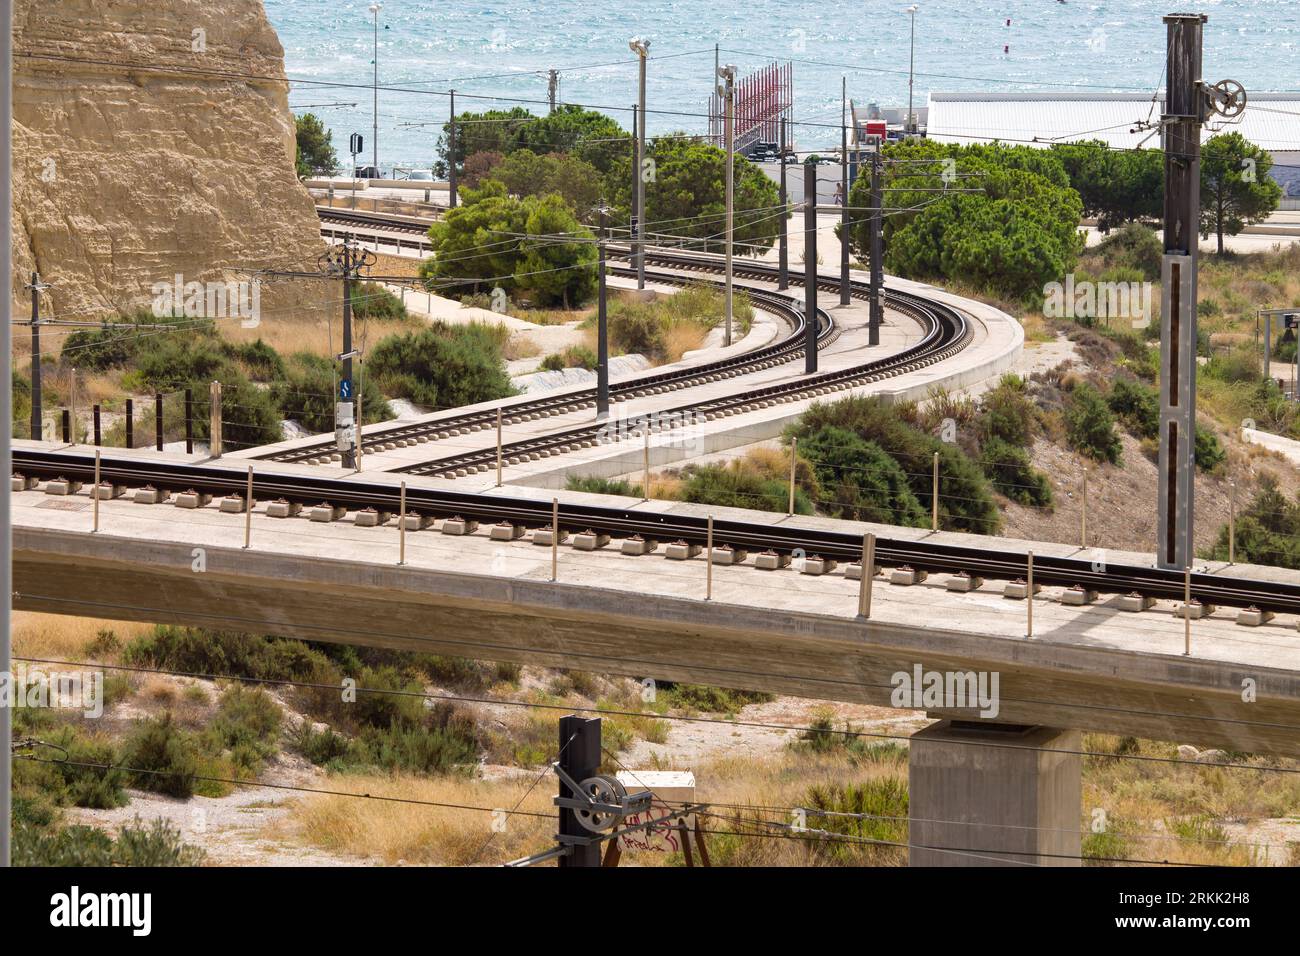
[11,448,1300,759]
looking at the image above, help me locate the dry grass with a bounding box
[282,773,555,865]
[11,611,149,661]
[1082,733,1300,866]
[663,323,709,363]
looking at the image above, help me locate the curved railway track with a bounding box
[270,215,971,468]
[259,261,837,465]
[12,448,1300,618]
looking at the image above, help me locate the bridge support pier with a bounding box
[908,720,1081,867]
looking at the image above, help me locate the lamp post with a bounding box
[369,3,382,171]
[905,5,918,133]
[629,37,650,291]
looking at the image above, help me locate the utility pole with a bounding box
[719,64,736,346]
[778,116,789,291]
[26,271,49,440]
[840,76,851,307]
[905,5,918,133]
[630,103,639,276]
[368,3,382,171]
[630,38,650,291]
[548,69,558,112]
[2,0,14,872]
[1156,13,1205,571]
[319,239,374,469]
[868,147,883,347]
[597,204,610,418]
[448,90,458,209]
[556,716,603,867]
[804,160,818,374]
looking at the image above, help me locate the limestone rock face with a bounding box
[11,0,324,321]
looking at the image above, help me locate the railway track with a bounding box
[270,215,968,468]
[13,447,1300,618]
[258,258,839,465]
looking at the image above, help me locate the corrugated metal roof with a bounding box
[926,91,1300,152]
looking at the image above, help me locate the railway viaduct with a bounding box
[12,444,1300,866]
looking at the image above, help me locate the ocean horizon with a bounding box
[265,0,1300,168]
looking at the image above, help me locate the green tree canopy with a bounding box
[295,113,337,177]
[420,184,598,307]
[1200,131,1282,254]
[437,105,629,179]
[1050,140,1163,231]
[487,149,604,212]
[608,135,781,254]
[851,139,1083,300]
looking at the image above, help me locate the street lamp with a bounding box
[369,3,382,171]
[628,38,650,290]
[904,5,918,133]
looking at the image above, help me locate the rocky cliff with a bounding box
[11,0,324,322]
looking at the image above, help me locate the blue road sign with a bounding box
[339,379,352,399]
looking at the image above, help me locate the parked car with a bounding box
[353,165,382,179]
[403,169,434,181]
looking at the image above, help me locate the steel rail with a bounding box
[12,448,1300,616]
[257,258,837,464]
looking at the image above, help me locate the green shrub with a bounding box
[1107,378,1159,439]
[661,684,773,714]
[351,281,409,323]
[539,345,598,371]
[565,475,642,497]
[1209,480,1300,569]
[1064,383,1122,464]
[368,322,516,410]
[273,351,392,432]
[15,817,205,867]
[798,426,927,526]
[792,397,1002,533]
[608,303,666,357]
[980,436,1053,506]
[678,461,812,515]
[801,778,909,864]
[977,375,1037,446]
[204,684,282,774]
[1194,426,1226,472]
[231,339,286,381]
[123,626,333,683]
[121,714,199,798]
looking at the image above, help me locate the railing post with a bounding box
[124,398,133,449]
[496,407,503,487]
[184,388,193,454]
[243,466,254,549]
[551,497,559,582]
[1228,480,1236,564]
[61,408,70,444]
[857,532,875,619]
[1080,464,1088,549]
[642,430,650,502]
[155,391,164,451]
[398,481,407,565]
[705,515,714,601]
[209,381,223,458]
[92,450,101,534]
[92,404,101,446]
[1026,550,1035,639]
[1184,565,1192,657]
[788,437,797,515]
[931,451,939,532]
